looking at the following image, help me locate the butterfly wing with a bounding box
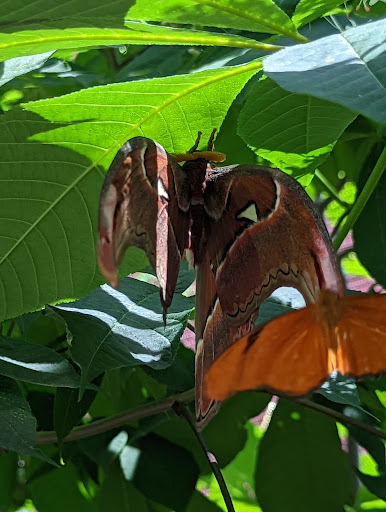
[98,137,189,317]
[195,164,342,426]
[205,165,343,326]
[336,293,386,376]
[205,306,330,400]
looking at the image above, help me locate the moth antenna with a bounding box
[207,129,217,151]
[188,132,202,153]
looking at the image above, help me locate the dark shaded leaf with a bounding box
[78,430,128,471]
[354,161,386,287]
[317,373,360,407]
[99,461,148,511]
[0,451,18,510]
[0,335,80,387]
[29,463,98,512]
[133,435,199,511]
[349,426,385,473]
[356,471,386,501]
[54,387,97,449]
[0,376,53,462]
[255,400,352,512]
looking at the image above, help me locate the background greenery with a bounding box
[0,0,385,510]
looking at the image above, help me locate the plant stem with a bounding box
[173,402,235,512]
[295,396,386,441]
[314,170,349,208]
[36,386,386,446]
[333,145,386,251]
[36,389,194,445]
[6,320,15,337]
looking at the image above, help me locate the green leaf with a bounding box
[78,430,129,471]
[186,491,223,512]
[292,0,344,27]
[349,426,385,473]
[99,461,148,512]
[0,376,53,462]
[126,0,304,41]
[0,335,80,387]
[54,387,97,449]
[0,21,270,62]
[317,373,360,407]
[55,277,194,393]
[238,77,356,176]
[356,471,386,502]
[0,64,256,322]
[0,451,18,510]
[155,391,269,473]
[216,422,260,503]
[255,400,352,512]
[263,19,386,125]
[132,434,199,511]
[216,103,258,165]
[29,463,98,512]
[0,52,54,86]
[354,161,386,287]
[143,344,195,394]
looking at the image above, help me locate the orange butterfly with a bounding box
[205,289,386,401]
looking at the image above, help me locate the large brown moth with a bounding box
[97,131,342,428]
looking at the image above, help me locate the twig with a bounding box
[294,396,386,441]
[173,402,235,512]
[36,386,386,447]
[314,170,350,208]
[333,145,386,250]
[36,389,194,445]
[6,320,15,337]
[186,322,195,333]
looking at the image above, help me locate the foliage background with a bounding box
[0,0,385,510]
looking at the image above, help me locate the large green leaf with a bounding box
[0,64,256,322]
[354,162,386,287]
[0,335,80,387]
[255,400,352,512]
[238,77,356,176]
[0,376,52,461]
[263,19,386,125]
[126,0,304,41]
[55,277,194,392]
[0,21,270,62]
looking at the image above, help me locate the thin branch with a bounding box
[36,383,386,448]
[294,396,386,441]
[36,389,194,445]
[173,402,235,512]
[6,320,15,337]
[314,170,350,209]
[333,145,386,250]
[186,322,195,334]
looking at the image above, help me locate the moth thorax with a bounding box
[312,289,342,326]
